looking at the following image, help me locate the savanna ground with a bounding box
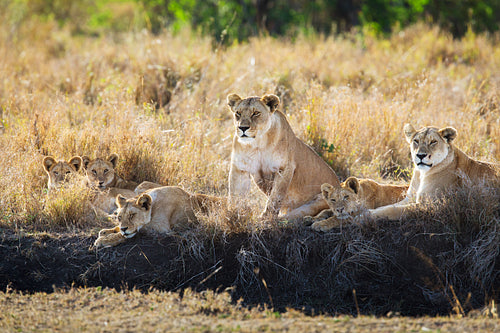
[0,17,499,330]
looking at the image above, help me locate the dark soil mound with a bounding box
[1,211,498,317]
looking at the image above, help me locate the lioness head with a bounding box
[227,93,280,143]
[115,193,153,238]
[43,156,82,190]
[321,181,361,219]
[404,124,457,172]
[82,154,119,190]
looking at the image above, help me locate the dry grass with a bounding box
[0,288,498,332]
[0,17,499,319]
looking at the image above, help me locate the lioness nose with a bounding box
[239,126,250,133]
[416,153,427,160]
[99,181,104,186]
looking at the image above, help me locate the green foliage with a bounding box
[1,0,500,42]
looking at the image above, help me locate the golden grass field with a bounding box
[0,19,499,330]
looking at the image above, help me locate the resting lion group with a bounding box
[42,93,499,248]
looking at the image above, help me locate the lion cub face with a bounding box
[82,154,118,190]
[404,124,457,173]
[227,93,280,144]
[43,156,82,190]
[115,194,153,238]
[321,182,360,219]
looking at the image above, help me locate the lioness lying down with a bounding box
[305,177,408,231]
[94,186,224,248]
[227,93,340,221]
[370,124,499,220]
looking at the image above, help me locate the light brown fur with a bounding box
[227,93,340,221]
[82,154,138,191]
[370,124,499,220]
[94,186,224,248]
[43,156,83,191]
[306,178,408,231]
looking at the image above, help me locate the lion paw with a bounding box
[303,215,315,226]
[311,218,340,232]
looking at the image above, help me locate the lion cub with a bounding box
[94,186,224,248]
[43,156,83,191]
[306,177,408,231]
[81,154,138,191]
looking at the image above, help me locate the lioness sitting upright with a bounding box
[306,178,408,231]
[94,186,224,248]
[227,93,340,220]
[43,156,83,191]
[81,154,138,191]
[370,124,499,220]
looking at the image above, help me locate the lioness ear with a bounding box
[43,156,56,173]
[261,94,280,112]
[116,194,127,208]
[81,156,91,170]
[227,94,242,110]
[404,123,416,143]
[69,156,83,172]
[136,194,152,211]
[344,177,360,194]
[108,154,119,168]
[321,183,334,199]
[439,127,457,143]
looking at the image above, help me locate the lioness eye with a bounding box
[430,140,437,145]
[413,139,419,145]
[53,171,59,176]
[343,195,349,200]
[331,199,336,202]
[66,171,71,174]
[251,111,260,118]
[92,170,97,175]
[235,112,241,118]
[118,216,122,222]
[104,169,108,174]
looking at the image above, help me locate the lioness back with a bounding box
[348,178,408,209]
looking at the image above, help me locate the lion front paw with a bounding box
[311,218,341,232]
[303,215,315,226]
[94,230,127,248]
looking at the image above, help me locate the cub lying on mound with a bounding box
[227,93,340,221]
[82,154,138,191]
[43,156,83,191]
[305,178,408,231]
[94,186,224,248]
[370,124,499,220]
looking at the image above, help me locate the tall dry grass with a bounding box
[0,19,498,232]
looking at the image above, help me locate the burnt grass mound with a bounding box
[0,182,499,316]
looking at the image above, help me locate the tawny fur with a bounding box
[227,93,340,221]
[94,186,224,248]
[306,178,408,231]
[43,156,83,191]
[370,124,499,220]
[82,154,138,191]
